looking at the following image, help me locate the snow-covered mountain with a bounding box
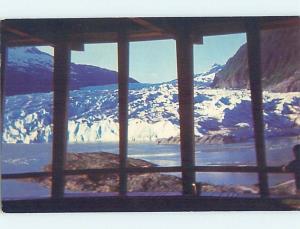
[5,47,138,96]
[3,64,300,144]
[166,63,223,88]
[194,63,224,87]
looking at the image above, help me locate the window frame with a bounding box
[1,17,299,212]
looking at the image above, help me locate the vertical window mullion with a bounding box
[51,41,71,199]
[118,30,129,196]
[246,19,269,197]
[176,23,196,195]
[0,29,7,152]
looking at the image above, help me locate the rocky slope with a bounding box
[5,47,138,96]
[212,26,300,92]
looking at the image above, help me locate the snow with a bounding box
[3,64,300,144]
[7,47,53,70]
[194,63,224,88]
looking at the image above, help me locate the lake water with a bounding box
[1,136,298,199]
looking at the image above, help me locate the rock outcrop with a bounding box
[29,152,183,193]
[27,152,298,196]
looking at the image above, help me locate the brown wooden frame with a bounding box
[246,19,269,197]
[51,41,71,199]
[118,29,129,196]
[0,28,7,151]
[1,17,300,211]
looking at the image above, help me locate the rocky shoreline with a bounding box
[25,152,298,196]
[157,134,300,145]
[157,134,247,145]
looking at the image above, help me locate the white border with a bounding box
[0,212,300,228]
[1,0,300,228]
[0,0,299,19]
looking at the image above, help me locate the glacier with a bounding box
[3,65,300,144]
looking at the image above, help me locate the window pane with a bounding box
[1,179,50,200]
[66,43,119,171]
[128,144,180,167]
[260,26,300,196]
[127,172,182,195]
[127,40,180,167]
[195,142,256,166]
[2,143,52,174]
[193,34,257,167]
[261,26,300,166]
[64,174,119,197]
[196,172,259,197]
[2,46,54,199]
[60,44,120,194]
[268,174,296,196]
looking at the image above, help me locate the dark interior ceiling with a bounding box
[1,16,299,47]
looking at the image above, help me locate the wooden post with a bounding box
[51,41,71,199]
[0,29,7,149]
[176,24,196,195]
[246,19,269,197]
[118,30,129,196]
[296,171,300,194]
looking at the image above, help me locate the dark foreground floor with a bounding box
[2,195,300,212]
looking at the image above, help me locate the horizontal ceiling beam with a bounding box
[130,18,166,33]
[3,17,299,47]
[2,24,50,46]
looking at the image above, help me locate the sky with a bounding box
[38,33,246,84]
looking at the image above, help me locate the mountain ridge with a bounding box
[5,46,138,96]
[212,26,300,92]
